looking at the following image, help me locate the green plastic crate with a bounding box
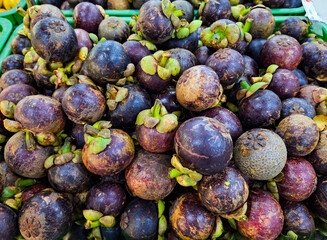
[0,18,13,53]
[0,0,26,25]
[271,6,305,15]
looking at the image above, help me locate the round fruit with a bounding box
[0,203,18,240]
[307,130,327,175]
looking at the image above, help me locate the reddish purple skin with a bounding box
[195,46,211,65]
[11,35,31,55]
[0,70,34,90]
[245,8,275,39]
[82,129,135,176]
[70,124,85,149]
[0,161,19,188]
[263,0,285,8]
[21,183,47,204]
[136,61,172,93]
[237,189,284,240]
[74,28,93,51]
[201,107,243,141]
[297,85,323,108]
[281,97,316,119]
[52,86,69,103]
[198,167,249,214]
[0,203,18,240]
[174,116,233,175]
[1,54,24,73]
[123,41,151,65]
[269,69,300,100]
[15,95,66,133]
[136,125,177,153]
[154,87,183,113]
[169,193,215,240]
[33,63,53,90]
[73,2,103,34]
[201,0,231,26]
[261,34,302,70]
[62,83,106,124]
[307,130,327,175]
[206,48,245,87]
[277,157,317,201]
[311,176,327,220]
[243,55,259,79]
[125,150,176,200]
[48,161,93,194]
[4,131,54,178]
[19,191,73,240]
[86,181,126,216]
[98,17,130,43]
[282,201,315,239]
[0,84,38,104]
[238,89,282,128]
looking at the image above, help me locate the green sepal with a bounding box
[143,115,160,129]
[83,209,103,221]
[140,56,158,75]
[189,20,202,33]
[0,100,15,118]
[3,119,23,132]
[158,215,167,236]
[171,13,181,29]
[85,220,101,229]
[211,216,224,239]
[91,227,102,240]
[79,47,88,61]
[171,155,193,175]
[16,178,36,188]
[188,172,203,182]
[153,50,164,62]
[162,0,173,18]
[226,24,241,45]
[246,82,269,98]
[157,200,165,218]
[157,65,172,80]
[170,168,183,178]
[155,114,178,133]
[4,199,19,210]
[1,186,19,199]
[228,218,237,230]
[176,175,197,187]
[115,87,129,102]
[165,58,180,77]
[135,109,151,125]
[89,33,99,44]
[88,137,112,154]
[99,215,116,228]
[176,28,190,39]
[25,131,36,152]
[44,155,56,169]
[221,202,248,221]
[72,149,83,164]
[0,134,7,144]
[139,40,157,51]
[211,21,226,33]
[128,33,143,41]
[266,64,279,74]
[54,152,74,165]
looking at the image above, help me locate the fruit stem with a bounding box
[16,178,36,188]
[152,99,162,119]
[243,18,253,33]
[60,138,72,154]
[16,7,27,17]
[159,52,171,67]
[240,80,251,90]
[25,131,36,152]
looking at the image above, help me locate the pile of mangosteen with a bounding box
[1,0,327,239]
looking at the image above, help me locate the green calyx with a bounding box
[127,33,157,51]
[201,20,241,49]
[173,19,202,39]
[3,119,23,132]
[140,51,180,80]
[266,181,279,200]
[169,154,203,187]
[84,121,113,155]
[231,4,251,21]
[106,84,129,111]
[129,14,138,32]
[24,48,39,64]
[135,99,178,133]
[236,18,254,44]
[83,209,116,229]
[0,100,15,118]
[221,202,248,222]
[156,200,167,238]
[211,216,224,239]
[162,0,184,29]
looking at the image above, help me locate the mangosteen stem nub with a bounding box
[266,181,279,200]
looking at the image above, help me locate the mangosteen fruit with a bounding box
[1,54,24,73]
[0,203,18,240]
[281,97,316,119]
[98,17,130,43]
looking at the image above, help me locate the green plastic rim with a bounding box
[0,18,13,53]
[271,6,305,15]
[0,0,26,25]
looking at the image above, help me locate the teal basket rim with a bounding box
[0,18,14,52]
[0,0,26,17]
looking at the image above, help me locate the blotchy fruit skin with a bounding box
[169,193,215,240]
[15,95,66,133]
[269,69,300,100]
[263,0,285,8]
[311,176,327,221]
[19,191,72,240]
[176,65,222,112]
[237,189,284,240]
[120,198,158,240]
[281,97,316,119]
[277,157,317,202]
[136,0,173,44]
[201,0,231,26]
[0,203,18,240]
[73,2,103,34]
[98,17,130,43]
[82,129,135,176]
[5,131,54,178]
[0,69,34,90]
[62,83,106,124]
[299,41,327,81]
[125,150,176,200]
[86,182,126,216]
[175,117,233,175]
[0,161,19,189]
[11,35,31,55]
[307,130,327,175]
[234,128,287,180]
[205,48,245,87]
[279,17,308,41]
[1,54,24,73]
[245,8,275,39]
[82,40,131,85]
[0,84,38,104]
[198,167,249,214]
[261,34,302,70]
[238,89,282,128]
[30,18,78,63]
[123,41,151,65]
[282,201,315,239]
[297,85,323,108]
[275,114,319,156]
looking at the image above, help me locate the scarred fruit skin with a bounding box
[277,157,317,202]
[82,129,135,176]
[120,198,158,240]
[282,201,315,239]
[175,117,233,175]
[307,130,327,175]
[176,65,222,112]
[234,128,287,180]
[279,17,309,41]
[170,193,215,240]
[0,84,38,104]
[237,189,284,240]
[245,8,275,39]
[125,150,176,200]
[0,69,34,90]
[310,176,327,221]
[15,95,66,133]
[281,97,316,119]
[198,167,249,214]
[19,191,73,240]
[261,34,302,70]
[201,0,231,26]
[86,181,126,216]
[5,131,54,178]
[275,114,319,156]
[62,83,106,124]
[0,203,18,240]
